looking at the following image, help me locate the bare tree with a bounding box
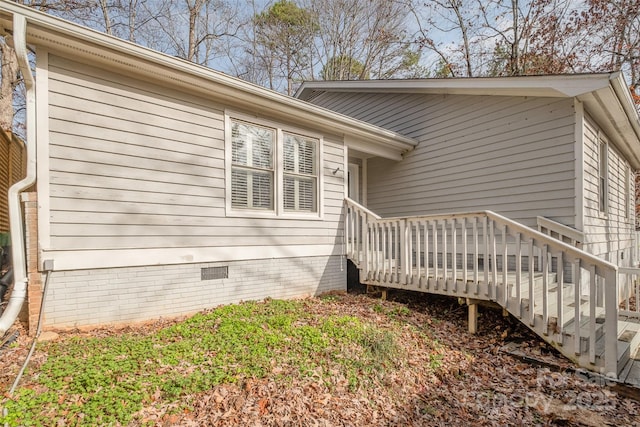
[306,0,421,80]
[578,0,640,103]
[140,0,241,66]
[0,41,19,134]
[254,0,318,94]
[408,0,478,77]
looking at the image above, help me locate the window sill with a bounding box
[225,209,323,221]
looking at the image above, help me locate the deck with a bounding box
[345,198,640,383]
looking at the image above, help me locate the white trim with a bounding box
[41,245,342,271]
[625,163,631,219]
[343,146,348,199]
[599,132,610,215]
[574,99,585,231]
[348,163,360,203]
[536,216,585,243]
[296,73,614,99]
[36,47,51,250]
[276,127,284,214]
[362,158,368,206]
[344,135,405,161]
[224,110,324,220]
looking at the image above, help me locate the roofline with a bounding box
[610,72,640,144]
[296,73,616,100]
[297,73,640,168]
[0,2,416,159]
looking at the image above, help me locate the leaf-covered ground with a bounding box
[1,289,640,426]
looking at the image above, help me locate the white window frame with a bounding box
[625,164,630,219]
[230,119,276,211]
[225,111,324,220]
[598,135,608,214]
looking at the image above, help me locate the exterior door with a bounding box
[348,163,360,203]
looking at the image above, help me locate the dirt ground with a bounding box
[2,288,640,426]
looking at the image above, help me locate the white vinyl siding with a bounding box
[41,54,342,269]
[583,115,636,265]
[312,92,576,227]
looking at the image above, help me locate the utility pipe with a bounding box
[0,13,36,337]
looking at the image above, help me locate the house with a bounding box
[295,76,640,268]
[0,2,415,334]
[2,2,640,380]
[295,78,640,379]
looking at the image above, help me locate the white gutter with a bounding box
[610,72,640,143]
[0,13,36,336]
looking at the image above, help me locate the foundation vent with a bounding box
[201,266,228,280]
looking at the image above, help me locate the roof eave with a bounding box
[0,3,416,161]
[577,73,640,169]
[296,74,615,100]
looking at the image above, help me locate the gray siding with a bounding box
[45,55,345,264]
[313,92,577,227]
[582,115,636,265]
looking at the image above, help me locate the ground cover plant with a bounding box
[1,291,640,426]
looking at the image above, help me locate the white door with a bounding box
[348,163,360,203]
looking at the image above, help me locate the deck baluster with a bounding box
[490,220,497,300]
[473,218,479,295]
[529,238,535,327]
[589,265,597,364]
[574,259,582,355]
[515,233,522,318]
[542,244,549,335]
[556,252,564,341]
[442,220,448,290]
[433,221,438,289]
[483,217,489,295]
[462,218,468,293]
[452,218,457,292]
[502,225,508,307]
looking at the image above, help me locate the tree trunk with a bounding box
[187,0,205,62]
[0,41,19,133]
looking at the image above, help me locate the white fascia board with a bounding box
[610,72,640,144]
[578,77,640,169]
[344,136,405,161]
[296,74,614,100]
[0,2,416,156]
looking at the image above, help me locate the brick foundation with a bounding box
[22,192,42,335]
[43,255,346,329]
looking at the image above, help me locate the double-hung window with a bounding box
[283,133,318,212]
[226,114,322,218]
[231,121,275,210]
[599,138,608,213]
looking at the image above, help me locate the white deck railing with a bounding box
[537,216,585,248]
[345,198,620,375]
[619,267,640,318]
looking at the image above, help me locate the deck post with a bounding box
[604,267,619,378]
[467,298,480,334]
[400,219,408,284]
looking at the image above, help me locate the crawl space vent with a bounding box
[201,266,228,280]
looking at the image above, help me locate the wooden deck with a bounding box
[345,198,640,382]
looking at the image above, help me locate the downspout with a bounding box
[0,13,36,337]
